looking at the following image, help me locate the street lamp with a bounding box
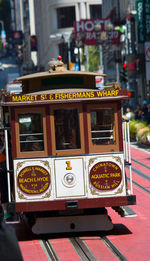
[69,29,86,71]
[94,23,114,74]
[49,32,72,69]
[94,23,103,69]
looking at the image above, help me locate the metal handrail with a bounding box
[19,133,43,136]
[122,119,133,194]
[91,130,113,133]
[92,137,113,140]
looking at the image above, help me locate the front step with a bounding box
[32,214,113,234]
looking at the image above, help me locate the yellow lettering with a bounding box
[49,94,54,100]
[66,161,72,170]
[17,96,22,101]
[90,91,95,97]
[41,94,47,100]
[111,90,115,96]
[12,96,18,102]
[91,173,110,179]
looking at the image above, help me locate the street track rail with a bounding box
[126,156,150,194]
[70,237,97,261]
[101,236,128,261]
[131,158,150,170]
[131,179,150,194]
[41,239,60,261]
[40,236,128,261]
[131,166,150,181]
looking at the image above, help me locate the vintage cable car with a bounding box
[0,57,136,234]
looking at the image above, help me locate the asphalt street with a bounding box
[0,56,19,74]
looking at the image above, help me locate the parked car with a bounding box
[6,73,22,94]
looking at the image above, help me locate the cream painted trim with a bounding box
[15,107,48,158]
[87,103,119,153]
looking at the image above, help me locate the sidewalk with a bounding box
[131,141,150,154]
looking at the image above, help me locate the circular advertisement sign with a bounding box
[90,161,122,191]
[17,165,50,195]
[146,46,150,60]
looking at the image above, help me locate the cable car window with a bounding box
[18,113,44,152]
[54,108,81,150]
[90,108,115,145]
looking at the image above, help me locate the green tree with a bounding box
[82,46,101,72]
[88,46,100,72]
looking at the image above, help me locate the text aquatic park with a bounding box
[10,90,122,103]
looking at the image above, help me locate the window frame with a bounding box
[57,6,75,29]
[87,103,119,153]
[15,107,48,158]
[50,103,85,156]
[89,4,102,19]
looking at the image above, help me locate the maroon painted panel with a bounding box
[5,89,128,106]
[45,105,52,155]
[15,195,136,212]
[11,108,17,158]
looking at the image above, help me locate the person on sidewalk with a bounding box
[125,107,134,120]
[134,104,142,120]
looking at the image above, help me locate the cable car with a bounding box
[0,57,136,234]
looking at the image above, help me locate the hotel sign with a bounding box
[74,19,120,45]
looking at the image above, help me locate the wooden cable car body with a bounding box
[1,61,136,234]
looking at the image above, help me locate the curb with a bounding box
[130,141,150,153]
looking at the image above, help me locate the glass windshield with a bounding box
[54,108,81,150]
[90,108,115,145]
[18,113,44,152]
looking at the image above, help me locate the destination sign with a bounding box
[90,161,122,191]
[7,89,127,104]
[17,165,50,195]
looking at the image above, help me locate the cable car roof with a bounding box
[15,70,106,81]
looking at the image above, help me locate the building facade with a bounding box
[34,0,102,70]
[10,0,149,105]
[102,0,149,107]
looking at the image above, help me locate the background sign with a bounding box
[12,31,23,45]
[145,42,150,61]
[95,76,104,89]
[74,19,120,46]
[145,42,150,82]
[136,0,150,42]
[136,0,144,43]
[126,15,136,54]
[143,0,150,41]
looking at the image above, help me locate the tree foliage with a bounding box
[82,46,101,72]
[88,46,100,72]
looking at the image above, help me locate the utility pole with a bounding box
[0,20,4,31]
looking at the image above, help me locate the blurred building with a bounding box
[9,0,150,106]
[102,0,149,108]
[34,0,103,71]
[10,0,102,72]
